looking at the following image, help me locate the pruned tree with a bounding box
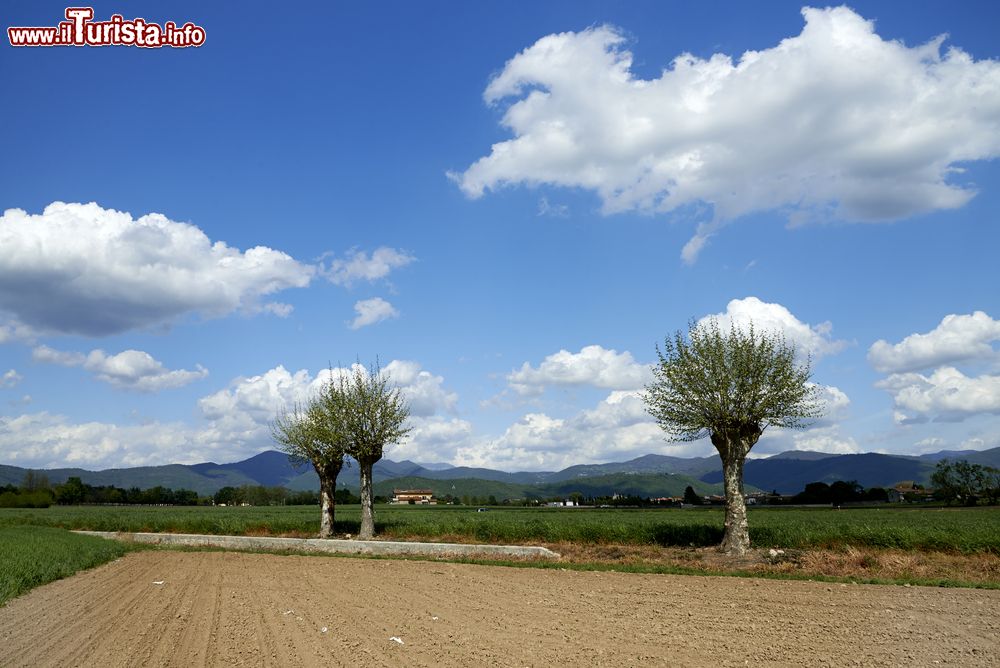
[271,392,349,538]
[340,360,411,540]
[643,318,821,555]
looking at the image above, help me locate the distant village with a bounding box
[387,480,938,509]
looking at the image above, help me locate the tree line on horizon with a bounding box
[3,462,996,510]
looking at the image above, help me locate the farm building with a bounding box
[391,489,437,505]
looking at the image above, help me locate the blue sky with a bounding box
[1,1,998,471]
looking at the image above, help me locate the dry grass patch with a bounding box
[544,542,1000,586]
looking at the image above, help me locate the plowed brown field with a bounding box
[0,551,996,666]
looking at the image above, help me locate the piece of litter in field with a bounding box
[390,637,404,645]
[152,581,165,585]
[431,616,439,621]
[283,610,295,616]
[321,627,328,633]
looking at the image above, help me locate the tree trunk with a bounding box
[720,453,749,555]
[318,475,336,538]
[712,425,760,556]
[314,461,343,539]
[359,460,375,540]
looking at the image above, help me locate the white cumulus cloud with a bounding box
[785,426,859,455]
[0,202,314,336]
[383,360,458,416]
[0,412,197,469]
[349,297,399,329]
[507,344,652,395]
[868,311,1000,373]
[1,369,22,388]
[877,367,1000,423]
[392,416,475,464]
[457,391,689,470]
[197,365,327,444]
[197,360,457,460]
[0,320,35,345]
[323,247,415,286]
[452,6,1000,262]
[33,345,208,392]
[698,297,846,360]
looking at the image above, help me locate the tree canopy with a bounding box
[643,318,822,554]
[644,319,820,450]
[339,362,411,467]
[931,459,1000,506]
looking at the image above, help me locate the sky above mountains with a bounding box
[1,1,998,471]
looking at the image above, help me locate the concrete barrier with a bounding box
[74,531,561,560]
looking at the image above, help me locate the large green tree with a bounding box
[339,361,411,540]
[931,459,1000,506]
[643,319,821,555]
[271,393,349,538]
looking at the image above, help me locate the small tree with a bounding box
[21,470,51,493]
[683,485,703,506]
[340,360,411,540]
[55,476,86,505]
[271,392,349,538]
[643,319,821,555]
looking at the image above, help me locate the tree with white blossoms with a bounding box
[643,319,821,555]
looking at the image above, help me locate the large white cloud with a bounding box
[197,361,458,458]
[33,345,208,392]
[197,365,328,445]
[783,426,859,456]
[877,367,1000,423]
[0,202,314,336]
[0,354,861,470]
[507,344,651,396]
[0,359,465,469]
[383,360,458,417]
[452,6,1000,262]
[0,412,198,469]
[459,385,856,470]
[698,297,846,360]
[809,383,851,423]
[868,311,1000,374]
[458,390,672,470]
[391,416,475,464]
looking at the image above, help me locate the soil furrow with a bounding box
[0,551,996,667]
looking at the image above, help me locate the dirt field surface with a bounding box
[0,551,997,667]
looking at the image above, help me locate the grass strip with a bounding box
[148,542,1000,591]
[0,525,145,606]
[3,505,999,554]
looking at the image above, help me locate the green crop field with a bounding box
[0,526,143,606]
[2,504,998,553]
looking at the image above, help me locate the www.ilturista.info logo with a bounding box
[8,7,206,48]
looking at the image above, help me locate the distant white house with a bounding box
[391,489,436,505]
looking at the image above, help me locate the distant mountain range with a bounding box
[1,447,997,499]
